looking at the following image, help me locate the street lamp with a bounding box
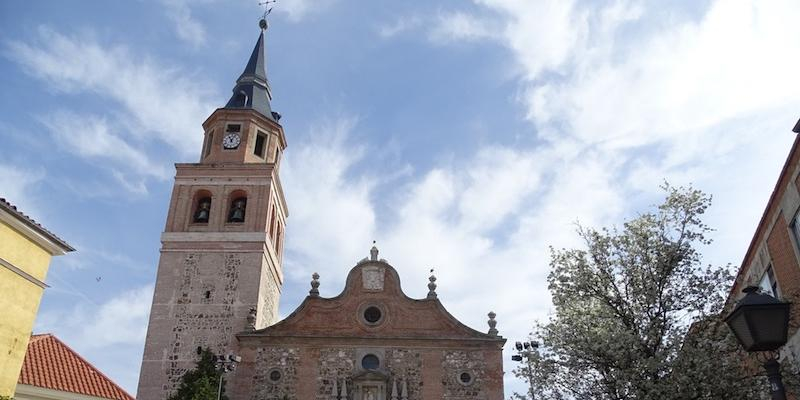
[215,353,242,400]
[512,340,539,399]
[724,286,791,400]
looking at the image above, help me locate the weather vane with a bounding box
[259,0,277,25]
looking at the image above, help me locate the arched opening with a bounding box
[192,191,213,223]
[275,223,283,258]
[269,206,277,239]
[227,191,248,223]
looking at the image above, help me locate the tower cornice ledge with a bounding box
[202,108,287,149]
[160,232,270,242]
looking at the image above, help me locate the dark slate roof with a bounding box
[0,197,74,252]
[225,30,276,121]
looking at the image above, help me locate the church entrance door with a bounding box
[353,381,386,400]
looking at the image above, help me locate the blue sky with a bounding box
[1,0,799,395]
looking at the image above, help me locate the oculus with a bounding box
[361,354,380,370]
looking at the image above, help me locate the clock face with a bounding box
[222,133,241,149]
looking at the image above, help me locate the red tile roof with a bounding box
[17,334,134,400]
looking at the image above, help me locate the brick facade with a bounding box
[726,133,800,368]
[228,254,506,400]
[136,107,289,400]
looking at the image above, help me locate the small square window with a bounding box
[791,213,800,250]
[204,131,214,158]
[254,132,267,158]
[759,264,778,297]
[226,124,241,133]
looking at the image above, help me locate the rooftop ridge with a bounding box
[0,197,74,252]
[18,333,134,400]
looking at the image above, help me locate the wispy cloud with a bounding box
[278,0,339,22]
[378,15,424,39]
[306,1,800,393]
[58,242,146,273]
[428,11,502,44]
[40,111,169,181]
[0,164,46,218]
[6,27,216,157]
[35,284,154,392]
[280,117,626,341]
[160,0,207,47]
[282,116,376,279]
[5,26,218,195]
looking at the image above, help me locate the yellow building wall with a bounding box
[0,222,53,397]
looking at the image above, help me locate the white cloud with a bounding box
[79,285,154,348]
[378,15,424,39]
[160,0,207,47]
[40,111,169,181]
[37,284,153,348]
[0,164,45,215]
[35,284,153,392]
[527,1,800,150]
[278,0,338,22]
[58,242,146,272]
[310,0,800,393]
[6,27,216,158]
[282,117,377,282]
[428,11,501,44]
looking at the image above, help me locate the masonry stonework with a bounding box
[228,253,506,400]
[251,347,300,399]
[442,350,487,399]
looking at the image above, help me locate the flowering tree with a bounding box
[513,185,761,400]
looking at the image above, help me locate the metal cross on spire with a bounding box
[259,0,277,30]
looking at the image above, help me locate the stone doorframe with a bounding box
[351,370,389,400]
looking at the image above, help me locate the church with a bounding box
[137,19,506,400]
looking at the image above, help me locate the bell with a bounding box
[193,200,211,223]
[228,200,246,223]
[194,209,209,223]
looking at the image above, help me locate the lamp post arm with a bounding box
[764,358,787,400]
[217,371,224,400]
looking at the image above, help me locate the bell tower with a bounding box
[137,20,288,400]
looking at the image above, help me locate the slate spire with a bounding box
[225,19,278,122]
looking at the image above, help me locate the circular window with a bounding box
[268,369,282,382]
[361,354,380,370]
[364,306,382,323]
[459,372,474,385]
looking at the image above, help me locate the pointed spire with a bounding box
[225,19,278,122]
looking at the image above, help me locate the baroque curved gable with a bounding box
[240,258,501,342]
